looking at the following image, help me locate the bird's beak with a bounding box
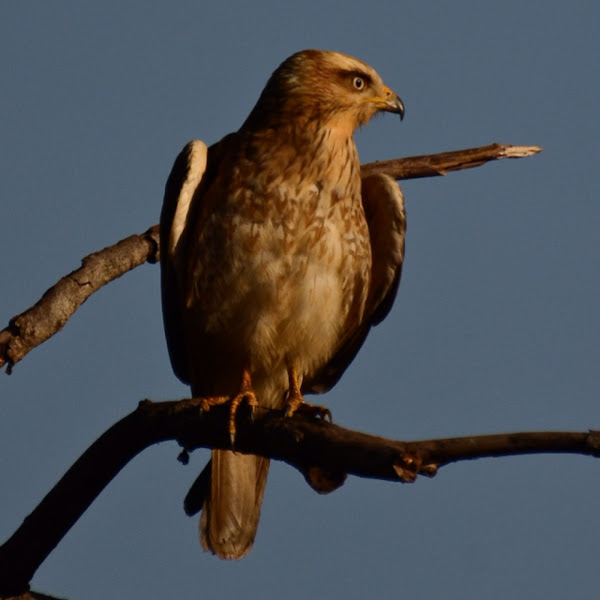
[381,85,405,120]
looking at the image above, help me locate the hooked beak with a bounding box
[381,85,405,120]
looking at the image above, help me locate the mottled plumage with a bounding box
[160,49,406,559]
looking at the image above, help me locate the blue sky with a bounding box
[1,3,599,599]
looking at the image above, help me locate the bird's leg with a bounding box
[189,369,257,446]
[284,364,332,421]
[228,367,258,445]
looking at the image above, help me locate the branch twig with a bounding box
[0,143,540,373]
[0,397,593,595]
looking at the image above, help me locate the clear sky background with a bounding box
[1,3,598,599]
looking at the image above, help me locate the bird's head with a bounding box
[242,49,404,136]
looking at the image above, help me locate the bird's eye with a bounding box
[353,76,365,91]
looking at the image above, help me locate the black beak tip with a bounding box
[397,98,405,121]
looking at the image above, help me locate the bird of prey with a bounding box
[160,49,406,559]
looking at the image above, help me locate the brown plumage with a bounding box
[160,49,406,559]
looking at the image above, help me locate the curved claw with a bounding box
[228,369,258,446]
[285,397,332,422]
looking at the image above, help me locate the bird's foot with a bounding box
[189,370,257,447]
[196,395,230,413]
[228,368,258,446]
[284,394,332,421]
[284,364,332,421]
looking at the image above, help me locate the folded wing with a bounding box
[305,173,406,393]
[160,139,208,384]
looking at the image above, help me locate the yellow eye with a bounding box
[353,76,365,91]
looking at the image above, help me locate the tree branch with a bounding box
[0,396,596,596]
[360,143,541,179]
[0,226,160,373]
[0,143,540,373]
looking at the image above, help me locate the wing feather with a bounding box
[305,174,406,393]
[160,140,208,383]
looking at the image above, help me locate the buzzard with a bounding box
[160,49,406,559]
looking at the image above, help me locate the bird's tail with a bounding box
[186,375,285,559]
[197,450,270,559]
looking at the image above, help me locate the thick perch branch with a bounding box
[0,397,595,595]
[0,143,540,373]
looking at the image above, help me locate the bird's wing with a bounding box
[160,140,209,384]
[305,173,406,393]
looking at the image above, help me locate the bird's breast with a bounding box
[185,150,370,390]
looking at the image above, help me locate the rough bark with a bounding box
[0,227,160,373]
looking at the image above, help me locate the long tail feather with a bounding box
[199,450,270,559]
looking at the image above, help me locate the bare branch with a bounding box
[0,396,596,595]
[360,143,542,179]
[0,143,540,373]
[0,226,159,373]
